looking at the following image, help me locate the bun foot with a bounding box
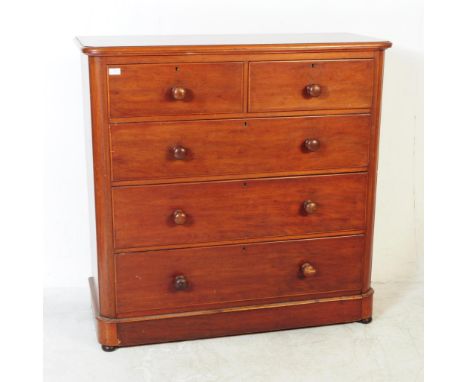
[360,317,372,324]
[101,345,117,352]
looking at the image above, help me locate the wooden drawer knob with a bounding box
[303,200,317,214]
[305,84,322,97]
[304,138,320,152]
[173,209,187,225]
[172,145,188,160]
[174,275,188,290]
[301,263,317,277]
[171,86,187,100]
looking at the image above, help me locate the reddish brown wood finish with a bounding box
[118,297,363,346]
[249,59,374,112]
[362,50,386,293]
[90,275,374,347]
[80,35,390,348]
[115,235,364,314]
[112,173,368,250]
[110,115,371,182]
[89,278,119,345]
[87,57,116,317]
[76,33,392,56]
[108,62,244,118]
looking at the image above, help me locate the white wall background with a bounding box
[43,0,423,287]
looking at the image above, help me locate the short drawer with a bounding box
[249,59,374,112]
[110,115,371,182]
[108,62,244,118]
[112,173,367,250]
[115,235,364,314]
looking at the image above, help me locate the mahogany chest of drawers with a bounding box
[77,34,391,351]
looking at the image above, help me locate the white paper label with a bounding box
[108,68,121,76]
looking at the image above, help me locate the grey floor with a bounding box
[44,281,423,382]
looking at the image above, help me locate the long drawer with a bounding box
[115,235,365,314]
[112,173,368,250]
[110,115,371,182]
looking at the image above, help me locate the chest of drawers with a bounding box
[77,34,391,351]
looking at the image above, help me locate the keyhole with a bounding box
[175,66,180,71]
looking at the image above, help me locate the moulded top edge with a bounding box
[75,33,392,56]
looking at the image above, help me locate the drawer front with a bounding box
[113,173,367,249]
[110,115,371,182]
[115,235,364,314]
[108,62,244,118]
[249,59,374,112]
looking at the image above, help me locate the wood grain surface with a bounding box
[112,173,368,250]
[115,235,364,314]
[249,59,374,112]
[108,62,244,118]
[110,115,371,182]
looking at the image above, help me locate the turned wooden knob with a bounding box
[174,275,188,290]
[172,145,188,160]
[171,87,187,100]
[173,209,187,225]
[304,138,320,152]
[303,200,317,214]
[301,263,317,277]
[305,84,322,97]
